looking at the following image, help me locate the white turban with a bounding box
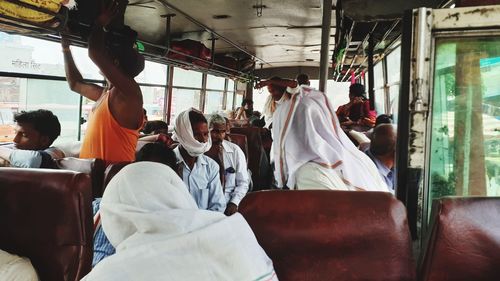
[172,108,212,157]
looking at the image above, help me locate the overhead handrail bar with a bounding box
[156,0,270,67]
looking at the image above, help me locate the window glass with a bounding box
[0,77,80,144]
[206,74,225,90]
[205,91,224,114]
[227,79,235,92]
[389,84,399,122]
[141,86,165,121]
[374,89,385,115]
[0,32,102,80]
[386,46,401,84]
[172,67,202,88]
[135,61,167,85]
[170,88,201,122]
[235,92,244,109]
[428,37,500,212]
[226,92,235,111]
[374,62,384,89]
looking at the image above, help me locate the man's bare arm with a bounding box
[62,38,104,101]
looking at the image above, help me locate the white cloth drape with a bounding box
[0,249,39,281]
[272,86,388,192]
[81,162,277,281]
[172,108,212,157]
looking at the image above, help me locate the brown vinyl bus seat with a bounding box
[239,190,416,281]
[54,157,105,199]
[0,168,93,281]
[227,133,249,162]
[230,127,272,190]
[103,162,131,191]
[418,197,500,281]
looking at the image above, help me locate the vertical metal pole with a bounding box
[211,35,216,65]
[367,35,375,110]
[319,0,332,93]
[77,95,82,141]
[165,65,174,124]
[222,78,228,110]
[200,73,207,112]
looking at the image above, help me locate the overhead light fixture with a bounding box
[212,14,231,19]
[253,0,265,17]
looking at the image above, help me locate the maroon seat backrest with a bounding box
[228,133,249,161]
[230,127,272,189]
[54,157,105,199]
[239,190,415,281]
[0,168,93,281]
[103,162,131,191]
[418,197,500,281]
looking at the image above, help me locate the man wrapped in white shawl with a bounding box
[81,162,277,281]
[272,85,389,192]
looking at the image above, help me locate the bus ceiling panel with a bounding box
[341,0,443,21]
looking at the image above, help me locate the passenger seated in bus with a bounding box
[0,249,39,281]
[365,124,397,193]
[249,111,266,128]
[271,85,389,192]
[82,162,277,281]
[92,142,178,267]
[235,99,253,120]
[141,120,169,135]
[139,108,148,134]
[336,83,377,131]
[255,76,298,127]
[172,108,226,212]
[61,1,145,165]
[0,109,64,168]
[209,114,249,216]
[296,73,310,86]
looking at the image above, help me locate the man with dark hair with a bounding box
[62,0,145,165]
[235,99,254,120]
[172,108,226,212]
[296,73,310,86]
[336,83,377,130]
[365,124,397,193]
[136,142,177,169]
[0,109,64,168]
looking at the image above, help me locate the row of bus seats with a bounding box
[2,165,500,281]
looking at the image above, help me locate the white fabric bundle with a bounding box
[81,162,277,281]
[0,250,39,281]
[272,85,388,192]
[172,108,212,157]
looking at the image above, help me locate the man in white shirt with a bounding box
[0,109,64,168]
[208,114,250,216]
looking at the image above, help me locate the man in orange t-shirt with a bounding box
[62,1,144,165]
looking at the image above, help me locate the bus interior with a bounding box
[0,0,499,280]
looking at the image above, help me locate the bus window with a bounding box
[170,88,201,123]
[205,91,224,114]
[429,36,500,204]
[386,46,401,122]
[373,62,385,115]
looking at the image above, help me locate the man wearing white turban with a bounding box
[271,85,389,192]
[172,108,226,212]
[81,162,278,281]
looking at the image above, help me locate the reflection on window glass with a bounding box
[135,61,167,85]
[0,77,80,144]
[170,88,201,122]
[389,85,399,122]
[227,79,235,92]
[386,47,401,84]
[374,62,384,89]
[172,67,202,88]
[0,32,102,80]
[141,86,165,121]
[374,89,385,115]
[205,91,224,114]
[206,74,225,90]
[226,92,235,111]
[235,93,244,109]
[429,37,500,210]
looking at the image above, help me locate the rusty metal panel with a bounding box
[433,5,500,30]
